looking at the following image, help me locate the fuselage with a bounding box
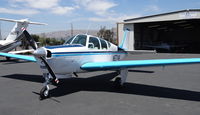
[0,40,21,52]
[34,34,127,76]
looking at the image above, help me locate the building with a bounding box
[117,9,200,53]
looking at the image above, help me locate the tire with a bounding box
[114,77,123,89]
[6,57,11,61]
[40,86,49,100]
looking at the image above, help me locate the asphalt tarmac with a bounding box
[0,53,200,115]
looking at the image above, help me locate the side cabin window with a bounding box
[88,37,100,49]
[71,35,87,46]
[100,39,107,50]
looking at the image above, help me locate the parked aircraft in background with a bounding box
[1,29,200,100]
[0,18,46,60]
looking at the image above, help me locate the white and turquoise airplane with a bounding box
[1,29,200,100]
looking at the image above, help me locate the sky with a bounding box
[0,0,200,37]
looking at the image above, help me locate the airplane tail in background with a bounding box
[0,18,47,41]
[119,28,130,50]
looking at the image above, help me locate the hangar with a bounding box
[117,9,200,53]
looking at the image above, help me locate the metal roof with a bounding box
[124,9,200,24]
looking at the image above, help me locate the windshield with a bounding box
[71,35,87,46]
[64,36,75,44]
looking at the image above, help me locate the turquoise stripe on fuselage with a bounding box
[52,51,127,57]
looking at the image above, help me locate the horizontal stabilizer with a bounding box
[0,18,47,25]
[130,50,156,54]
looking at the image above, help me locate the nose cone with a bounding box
[33,47,46,57]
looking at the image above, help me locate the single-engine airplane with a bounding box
[0,18,46,60]
[1,29,200,100]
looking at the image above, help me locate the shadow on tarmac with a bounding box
[0,59,31,65]
[128,69,155,73]
[2,74,44,83]
[2,72,200,102]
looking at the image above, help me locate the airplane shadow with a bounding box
[2,72,200,102]
[128,69,155,73]
[1,74,44,83]
[0,59,31,65]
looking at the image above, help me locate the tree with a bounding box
[97,26,115,44]
[30,34,65,46]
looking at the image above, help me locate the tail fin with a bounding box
[6,22,28,41]
[0,18,47,41]
[119,28,130,50]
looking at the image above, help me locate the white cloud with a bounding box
[7,0,77,15]
[51,6,75,15]
[11,0,59,9]
[75,0,117,15]
[89,14,141,22]
[145,5,160,12]
[0,8,39,15]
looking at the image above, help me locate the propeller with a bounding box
[22,30,58,84]
[23,30,38,50]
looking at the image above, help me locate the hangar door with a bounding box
[134,19,200,53]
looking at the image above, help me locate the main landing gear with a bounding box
[114,69,128,89]
[6,57,11,61]
[114,77,123,89]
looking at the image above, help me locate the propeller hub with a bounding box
[33,47,46,57]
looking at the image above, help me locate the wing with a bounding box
[0,52,36,62]
[81,58,200,71]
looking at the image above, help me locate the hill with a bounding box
[38,30,99,40]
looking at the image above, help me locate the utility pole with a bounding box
[0,21,2,40]
[71,23,73,37]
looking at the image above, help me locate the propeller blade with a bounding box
[23,30,38,50]
[40,57,58,84]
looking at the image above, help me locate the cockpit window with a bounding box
[64,36,75,44]
[71,35,87,46]
[89,37,100,49]
[100,39,107,49]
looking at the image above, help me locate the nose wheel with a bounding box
[40,85,49,100]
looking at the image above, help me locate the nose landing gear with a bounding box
[39,73,59,100]
[40,85,49,100]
